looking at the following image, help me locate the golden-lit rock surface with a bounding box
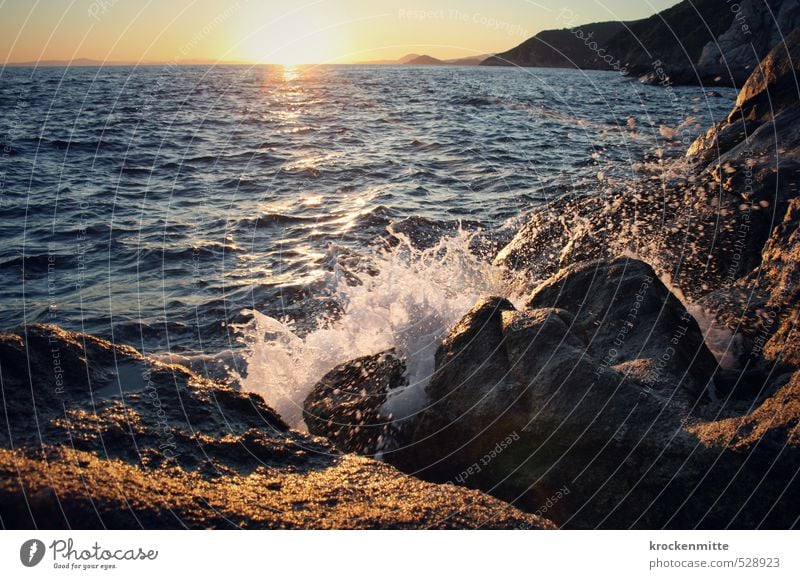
[0,447,554,529]
[689,372,800,449]
[0,325,553,529]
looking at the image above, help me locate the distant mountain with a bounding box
[355,53,422,65]
[5,58,115,67]
[482,0,800,85]
[398,53,422,64]
[4,57,250,67]
[405,54,446,65]
[355,53,490,66]
[444,54,494,65]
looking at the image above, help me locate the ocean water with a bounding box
[0,64,735,426]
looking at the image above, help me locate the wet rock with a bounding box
[731,25,800,122]
[635,64,751,88]
[303,351,407,455]
[0,446,556,529]
[0,325,554,529]
[525,258,718,398]
[388,272,800,527]
[688,26,800,165]
[685,27,800,358]
[318,30,800,530]
[498,28,800,337]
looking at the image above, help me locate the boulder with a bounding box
[525,258,718,398]
[387,259,800,528]
[303,351,407,455]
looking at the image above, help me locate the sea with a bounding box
[0,64,736,426]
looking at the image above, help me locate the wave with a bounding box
[449,96,497,107]
[0,253,74,272]
[237,212,324,228]
[233,228,518,429]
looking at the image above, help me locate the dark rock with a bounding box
[688,26,800,162]
[481,21,627,70]
[498,27,800,344]
[525,258,718,398]
[386,261,800,527]
[603,0,743,71]
[485,0,798,88]
[634,64,751,88]
[698,0,800,70]
[734,25,800,121]
[684,27,800,356]
[303,351,407,455]
[473,27,800,528]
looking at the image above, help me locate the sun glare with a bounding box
[237,7,340,65]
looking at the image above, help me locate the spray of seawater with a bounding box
[234,227,516,428]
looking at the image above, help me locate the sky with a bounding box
[1,0,679,65]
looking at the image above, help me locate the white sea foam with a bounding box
[234,227,514,429]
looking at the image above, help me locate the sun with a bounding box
[236,7,340,65]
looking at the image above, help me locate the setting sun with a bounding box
[234,4,341,64]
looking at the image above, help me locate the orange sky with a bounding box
[1,0,678,65]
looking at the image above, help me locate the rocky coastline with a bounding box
[483,0,800,89]
[2,26,799,531]
[306,28,800,528]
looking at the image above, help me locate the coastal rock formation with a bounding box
[311,29,800,528]
[441,25,800,527]
[497,26,800,354]
[688,25,800,165]
[485,0,797,87]
[313,258,799,527]
[524,258,717,398]
[481,21,627,70]
[0,325,554,529]
[686,26,800,358]
[698,0,800,70]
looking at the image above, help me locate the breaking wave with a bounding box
[234,227,515,428]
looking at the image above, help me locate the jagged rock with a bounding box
[386,260,800,528]
[481,22,628,70]
[525,258,718,397]
[686,26,800,357]
[483,0,740,79]
[303,351,407,455]
[498,27,800,352]
[689,26,800,164]
[0,325,554,529]
[699,0,800,71]
[735,28,800,120]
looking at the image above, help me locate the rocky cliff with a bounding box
[481,21,627,70]
[484,0,800,87]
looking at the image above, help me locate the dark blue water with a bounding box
[0,64,735,365]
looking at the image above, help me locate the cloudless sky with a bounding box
[1,0,680,64]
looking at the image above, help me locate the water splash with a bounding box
[234,227,514,428]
